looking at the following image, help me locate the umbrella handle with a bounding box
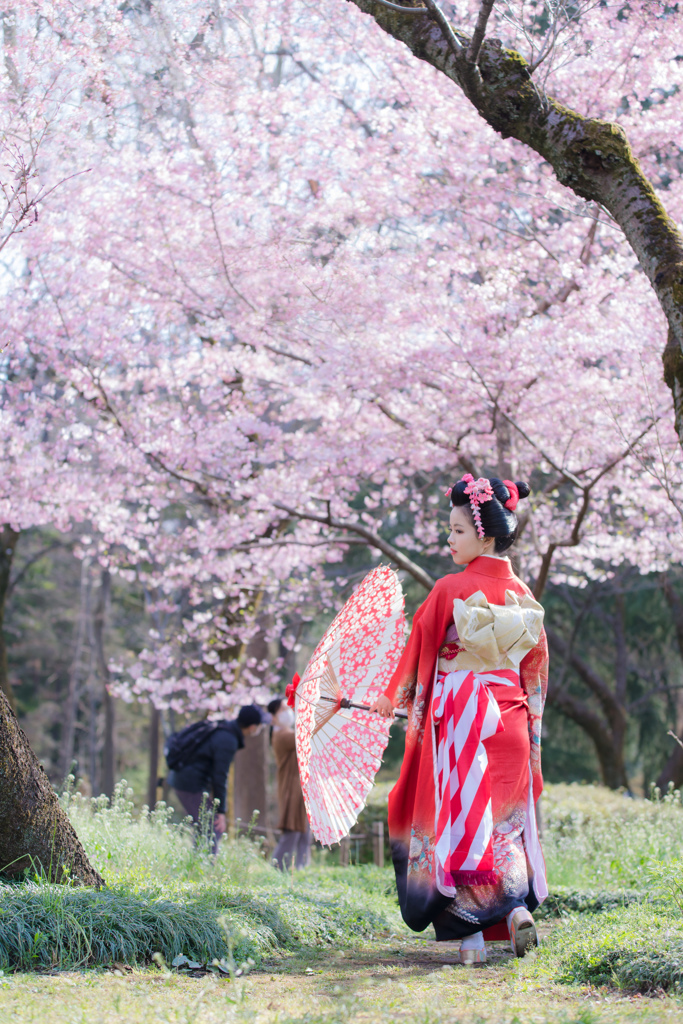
[339,697,408,721]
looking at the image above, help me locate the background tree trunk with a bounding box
[0,688,103,885]
[0,526,20,711]
[657,576,683,790]
[233,728,270,833]
[59,559,92,781]
[93,569,115,799]
[546,625,630,789]
[233,624,272,835]
[147,703,161,810]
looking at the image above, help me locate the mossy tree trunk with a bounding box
[0,688,103,885]
[345,2,683,443]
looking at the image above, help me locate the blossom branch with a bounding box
[273,501,435,591]
[344,0,683,447]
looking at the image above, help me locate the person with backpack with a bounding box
[166,705,264,847]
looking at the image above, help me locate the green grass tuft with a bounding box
[0,877,395,972]
[535,902,683,993]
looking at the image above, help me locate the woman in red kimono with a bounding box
[372,475,548,964]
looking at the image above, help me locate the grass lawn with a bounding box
[2,782,683,1021]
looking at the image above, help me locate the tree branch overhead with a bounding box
[349,0,683,443]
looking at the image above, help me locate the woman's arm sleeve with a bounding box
[520,626,549,803]
[383,586,439,708]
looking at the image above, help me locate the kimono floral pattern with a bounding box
[408,830,435,875]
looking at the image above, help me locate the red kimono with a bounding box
[384,555,548,941]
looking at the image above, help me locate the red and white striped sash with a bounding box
[432,667,518,891]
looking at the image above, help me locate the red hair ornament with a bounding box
[503,480,519,511]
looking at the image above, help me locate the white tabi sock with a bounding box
[460,931,485,951]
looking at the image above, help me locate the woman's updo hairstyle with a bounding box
[450,476,530,554]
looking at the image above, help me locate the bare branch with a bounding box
[7,541,68,598]
[370,0,430,12]
[668,730,683,751]
[467,0,496,65]
[422,0,463,55]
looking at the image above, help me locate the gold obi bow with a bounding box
[449,589,544,674]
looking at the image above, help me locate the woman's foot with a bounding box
[459,931,486,965]
[507,907,538,957]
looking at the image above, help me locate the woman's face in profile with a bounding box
[447,505,491,565]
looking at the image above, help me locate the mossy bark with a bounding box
[0,688,103,885]
[347,2,683,441]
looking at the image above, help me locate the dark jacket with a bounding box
[168,720,244,814]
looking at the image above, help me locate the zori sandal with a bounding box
[508,907,538,957]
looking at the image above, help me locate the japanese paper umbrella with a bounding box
[286,565,407,846]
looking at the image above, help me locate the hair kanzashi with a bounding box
[450,475,530,554]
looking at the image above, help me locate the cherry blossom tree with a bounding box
[343,0,683,445]
[0,0,681,732]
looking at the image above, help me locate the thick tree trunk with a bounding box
[0,689,103,885]
[346,2,683,442]
[0,526,19,711]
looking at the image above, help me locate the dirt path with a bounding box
[0,932,681,1023]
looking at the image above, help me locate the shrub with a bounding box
[541,783,683,889]
[535,887,651,919]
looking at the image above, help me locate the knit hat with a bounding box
[237,704,264,728]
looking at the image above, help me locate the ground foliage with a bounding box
[538,903,683,994]
[542,783,683,889]
[0,783,400,973]
[2,781,683,1000]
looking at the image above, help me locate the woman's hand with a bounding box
[370,695,395,720]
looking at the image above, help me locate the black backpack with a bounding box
[164,720,218,771]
